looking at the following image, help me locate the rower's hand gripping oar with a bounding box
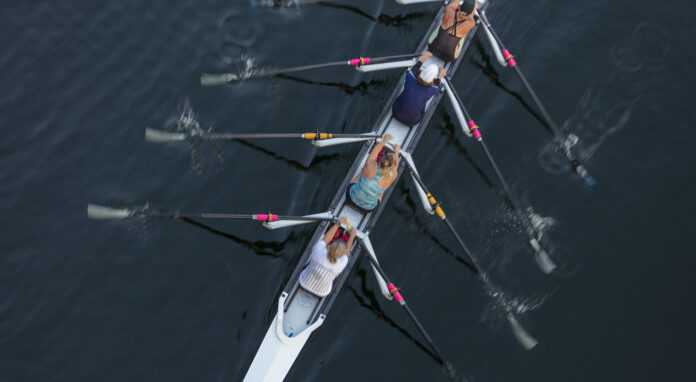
[145,127,382,146]
[442,77,556,274]
[475,10,597,186]
[87,204,336,229]
[201,53,420,86]
[356,233,455,374]
[400,159,539,350]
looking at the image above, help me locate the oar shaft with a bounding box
[185,132,381,141]
[360,250,448,365]
[444,77,538,238]
[209,133,304,140]
[403,162,484,275]
[173,213,334,222]
[477,13,596,185]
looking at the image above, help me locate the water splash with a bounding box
[173,100,225,173]
[540,23,670,175]
[526,207,556,240]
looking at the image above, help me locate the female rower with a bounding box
[347,134,400,213]
[299,217,356,297]
[427,0,478,62]
[392,51,445,126]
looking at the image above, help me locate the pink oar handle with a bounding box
[253,214,278,222]
[502,50,517,67]
[349,57,371,66]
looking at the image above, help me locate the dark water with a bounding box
[2,0,695,381]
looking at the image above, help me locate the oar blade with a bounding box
[145,128,187,143]
[87,204,134,219]
[529,238,556,274]
[200,73,239,86]
[506,313,538,350]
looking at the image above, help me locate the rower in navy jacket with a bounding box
[392,51,445,127]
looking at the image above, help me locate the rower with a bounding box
[298,217,357,297]
[427,0,478,62]
[392,51,445,127]
[346,135,400,213]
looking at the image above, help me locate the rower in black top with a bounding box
[428,0,478,62]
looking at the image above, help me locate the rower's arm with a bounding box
[345,229,357,256]
[442,1,458,26]
[322,223,340,245]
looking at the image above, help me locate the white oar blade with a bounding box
[356,232,392,300]
[529,238,556,274]
[145,128,187,143]
[200,73,238,86]
[87,204,133,219]
[311,137,374,147]
[355,59,417,72]
[443,81,472,137]
[506,313,538,350]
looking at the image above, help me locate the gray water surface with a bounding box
[1,0,695,381]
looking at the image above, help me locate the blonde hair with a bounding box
[327,241,348,264]
[379,151,398,179]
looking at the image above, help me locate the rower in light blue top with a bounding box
[392,51,445,127]
[348,134,400,213]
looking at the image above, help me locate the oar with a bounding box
[442,77,556,274]
[401,160,539,350]
[476,10,597,186]
[201,53,419,85]
[145,127,382,145]
[87,204,335,229]
[357,235,454,374]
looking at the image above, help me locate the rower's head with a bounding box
[458,0,477,15]
[327,240,347,264]
[379,151,398,177]
[418,64,438,85]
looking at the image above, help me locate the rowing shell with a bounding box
[243,1,488,380]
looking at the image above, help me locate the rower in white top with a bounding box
[299,217,357,297]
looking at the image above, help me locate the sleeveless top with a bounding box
[428,15,472,62]
[392,61,439,126]
[349,166,386,211]
[299,241,348,297]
